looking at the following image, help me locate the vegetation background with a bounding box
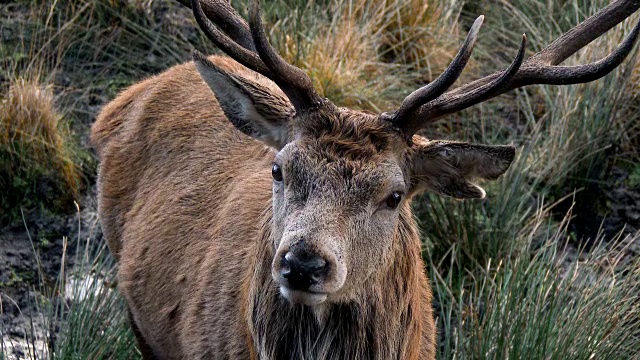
[1,0,639,358]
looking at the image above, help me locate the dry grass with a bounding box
[0,79,80,221]
[277,15,387,110]
[527,14,639,189]
[371,0,459,76]
[270,0,464,111]
[0,0,207,222]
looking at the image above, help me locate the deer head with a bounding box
[186,0,639,306]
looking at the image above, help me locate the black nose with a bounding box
[280,249,328,290]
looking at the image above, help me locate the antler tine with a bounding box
[416,15,640,124]
[530,0,639,66]
[188,0,323,112]
[400,34,528,137]
[190,0,270,76]
[386,16,484,126]
[516,18,640,86]
[394,0,639,140]
[178,0,255,51]
[248,0,323,111]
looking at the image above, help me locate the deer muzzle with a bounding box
[272,237,346,306]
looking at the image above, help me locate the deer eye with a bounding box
[272,163,283,182]
[385,192,403,209]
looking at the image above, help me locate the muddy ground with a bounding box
[0,187,102,359]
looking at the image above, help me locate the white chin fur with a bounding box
[280,286,327,306]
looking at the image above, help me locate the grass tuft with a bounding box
[0,79,81,223]
[431,212,640,359]
[372,0,459,76]
[52,242,137,359]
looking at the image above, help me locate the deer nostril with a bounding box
[280,250,328,290]
[284,251,294,263]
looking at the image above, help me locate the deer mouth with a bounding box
[279,286,328,306]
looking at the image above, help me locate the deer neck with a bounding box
[246,207,429,359]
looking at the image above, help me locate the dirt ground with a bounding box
[0,187,102,359]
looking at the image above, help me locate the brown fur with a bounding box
[92,55,514,359]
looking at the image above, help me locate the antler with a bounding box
[187,0,323,111]
[385,0,640,140]
[177,0,254,51]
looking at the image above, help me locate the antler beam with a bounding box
[389,0,640,139]
[187,0,323,111]
[248,0,323,109]
[177,0,255,51]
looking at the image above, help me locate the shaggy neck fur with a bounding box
[247,205,431,360]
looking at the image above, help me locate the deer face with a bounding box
[268,109,407,305]
[195,57,514,305]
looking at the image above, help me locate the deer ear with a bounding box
[193,52,294,149]
[407,137,515,199]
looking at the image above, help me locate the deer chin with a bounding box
[279,286,328,306]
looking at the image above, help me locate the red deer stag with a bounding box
[91,0,640,358]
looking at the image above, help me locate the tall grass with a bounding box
[432,224,640,359]
[0,212,137,359]
[500,2,639,193]
[0,0,219,221]
[417,0,640,272]
[418,1,640,356]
